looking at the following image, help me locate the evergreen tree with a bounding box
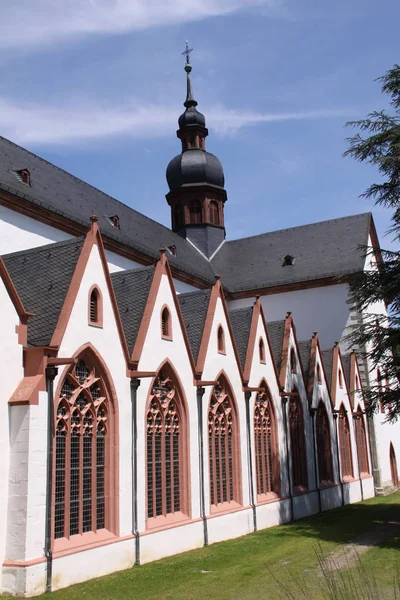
[344,64,400,421]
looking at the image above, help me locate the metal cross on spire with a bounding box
[182,40,193,66]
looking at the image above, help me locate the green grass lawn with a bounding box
[4,492,399,599]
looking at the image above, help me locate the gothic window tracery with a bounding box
[288,390,308,489]
[208,379,240,507]
[146,369,186,520]
[338,405,353,479]
[54,357,110,540]
[354,409,369,475]
[316,401,334,483]
[254,385,279,497]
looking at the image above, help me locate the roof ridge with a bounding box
[225,212,372,244]
[1,236,85,259]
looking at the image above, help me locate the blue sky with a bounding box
[0,0,398,248]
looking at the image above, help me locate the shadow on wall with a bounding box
[274,498,400,551]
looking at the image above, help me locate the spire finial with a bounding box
[181,40,197,108]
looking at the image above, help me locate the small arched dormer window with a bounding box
[161,307,172,340]
[317,364,322,385]
[290,348,296,373]
[88,286,103,327]
[217,326,226,354]
[189,201,202,225]
[209,201,220,226]
[259,338,266,364]
[338,369,343,388]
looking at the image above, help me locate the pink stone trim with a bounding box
[208,503,251,519]
[256,493,288,506]
[143,516,202,535]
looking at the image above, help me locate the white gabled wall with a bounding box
[0,280,24,569]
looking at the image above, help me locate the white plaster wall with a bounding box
[293,492,319,519]
[320,486,342,511]
[0,280,24,569]
[140,521,203,564]
[104,249,141,273]
[207,508,253,545]
[135,274,199,532]
[0,205,72,255]
[173,279,199,294]
[201,298,250,518]
[228,283,350,349]
[256,498,291,530]
[247,314,289,500]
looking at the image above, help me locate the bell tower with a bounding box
[165,42,227,258]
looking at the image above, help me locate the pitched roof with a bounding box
[321,348,334,391]
[178,289,211,363]
[211,213,372,293]
[229,306,253,369]
[0,136,215,285]
[266,320,285,372]
[298,340,312,385]
[341,354,351,390]
[111,265,155,355]
[2,237,84,346]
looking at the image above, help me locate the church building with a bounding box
[0,53,398,596]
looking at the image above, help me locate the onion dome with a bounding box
[167,148,225,191]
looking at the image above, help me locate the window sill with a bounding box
[342,475,356,483]
[256,492,282,506]
[161,335,173,342]
[146,511,189,532]
[218,350,226,356]
[209,500,242,516]
[319,480,337,490]
[88,322,103,329]
[360,472,372,479]
[53,529,118,558]
[293,485,309,496]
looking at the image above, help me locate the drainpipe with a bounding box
[130,378,141,565]
[281,395,293,522]
[196,386,208,546]
[309,408,322,513]
[244,390,257,532]
[45,365,58,594]
[333,411,344,507]
[352,413,364,502]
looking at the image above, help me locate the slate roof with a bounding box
[212,213,372,293]
[229,307,253,369]
[0,136,215,285]
[341,354,351,391]
[266,320,285,372]
[2,237,84,346]
[298,340,312,385]
[111,265,155,355]
[321,349,334,391]
[178,289,211,363]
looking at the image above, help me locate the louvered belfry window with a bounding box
[147,370,183,519]
[54,358,109,540]
[288,390,308,489]
[161,307,171,339]
[316,401,334,483]
[338,405,353,479]
[354,410,369,475]
[254,385,278,496]
[189,201,202,224]
[209,201,220,225]
[208,379,239,507]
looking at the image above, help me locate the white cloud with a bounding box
[0,96,353,146]
[0,0,281,48]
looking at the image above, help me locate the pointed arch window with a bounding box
[254,384,280,498]
[354,410,369,476]
[189,201,202,225]
[146,367,189,524]
[88,286,103,327]
[209,201,220,226]
[208,378,241,509]
[54,354,117,543]
[259,338,266,364]
[317,364,322,385]
[390,443,399,488]
[217,326,226,354]
[290,348,296,374]
[288,389,308,490]
[338,369,343,388]
[161,306,172,340]
[316,401,334,484]
[338,405,353,480]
